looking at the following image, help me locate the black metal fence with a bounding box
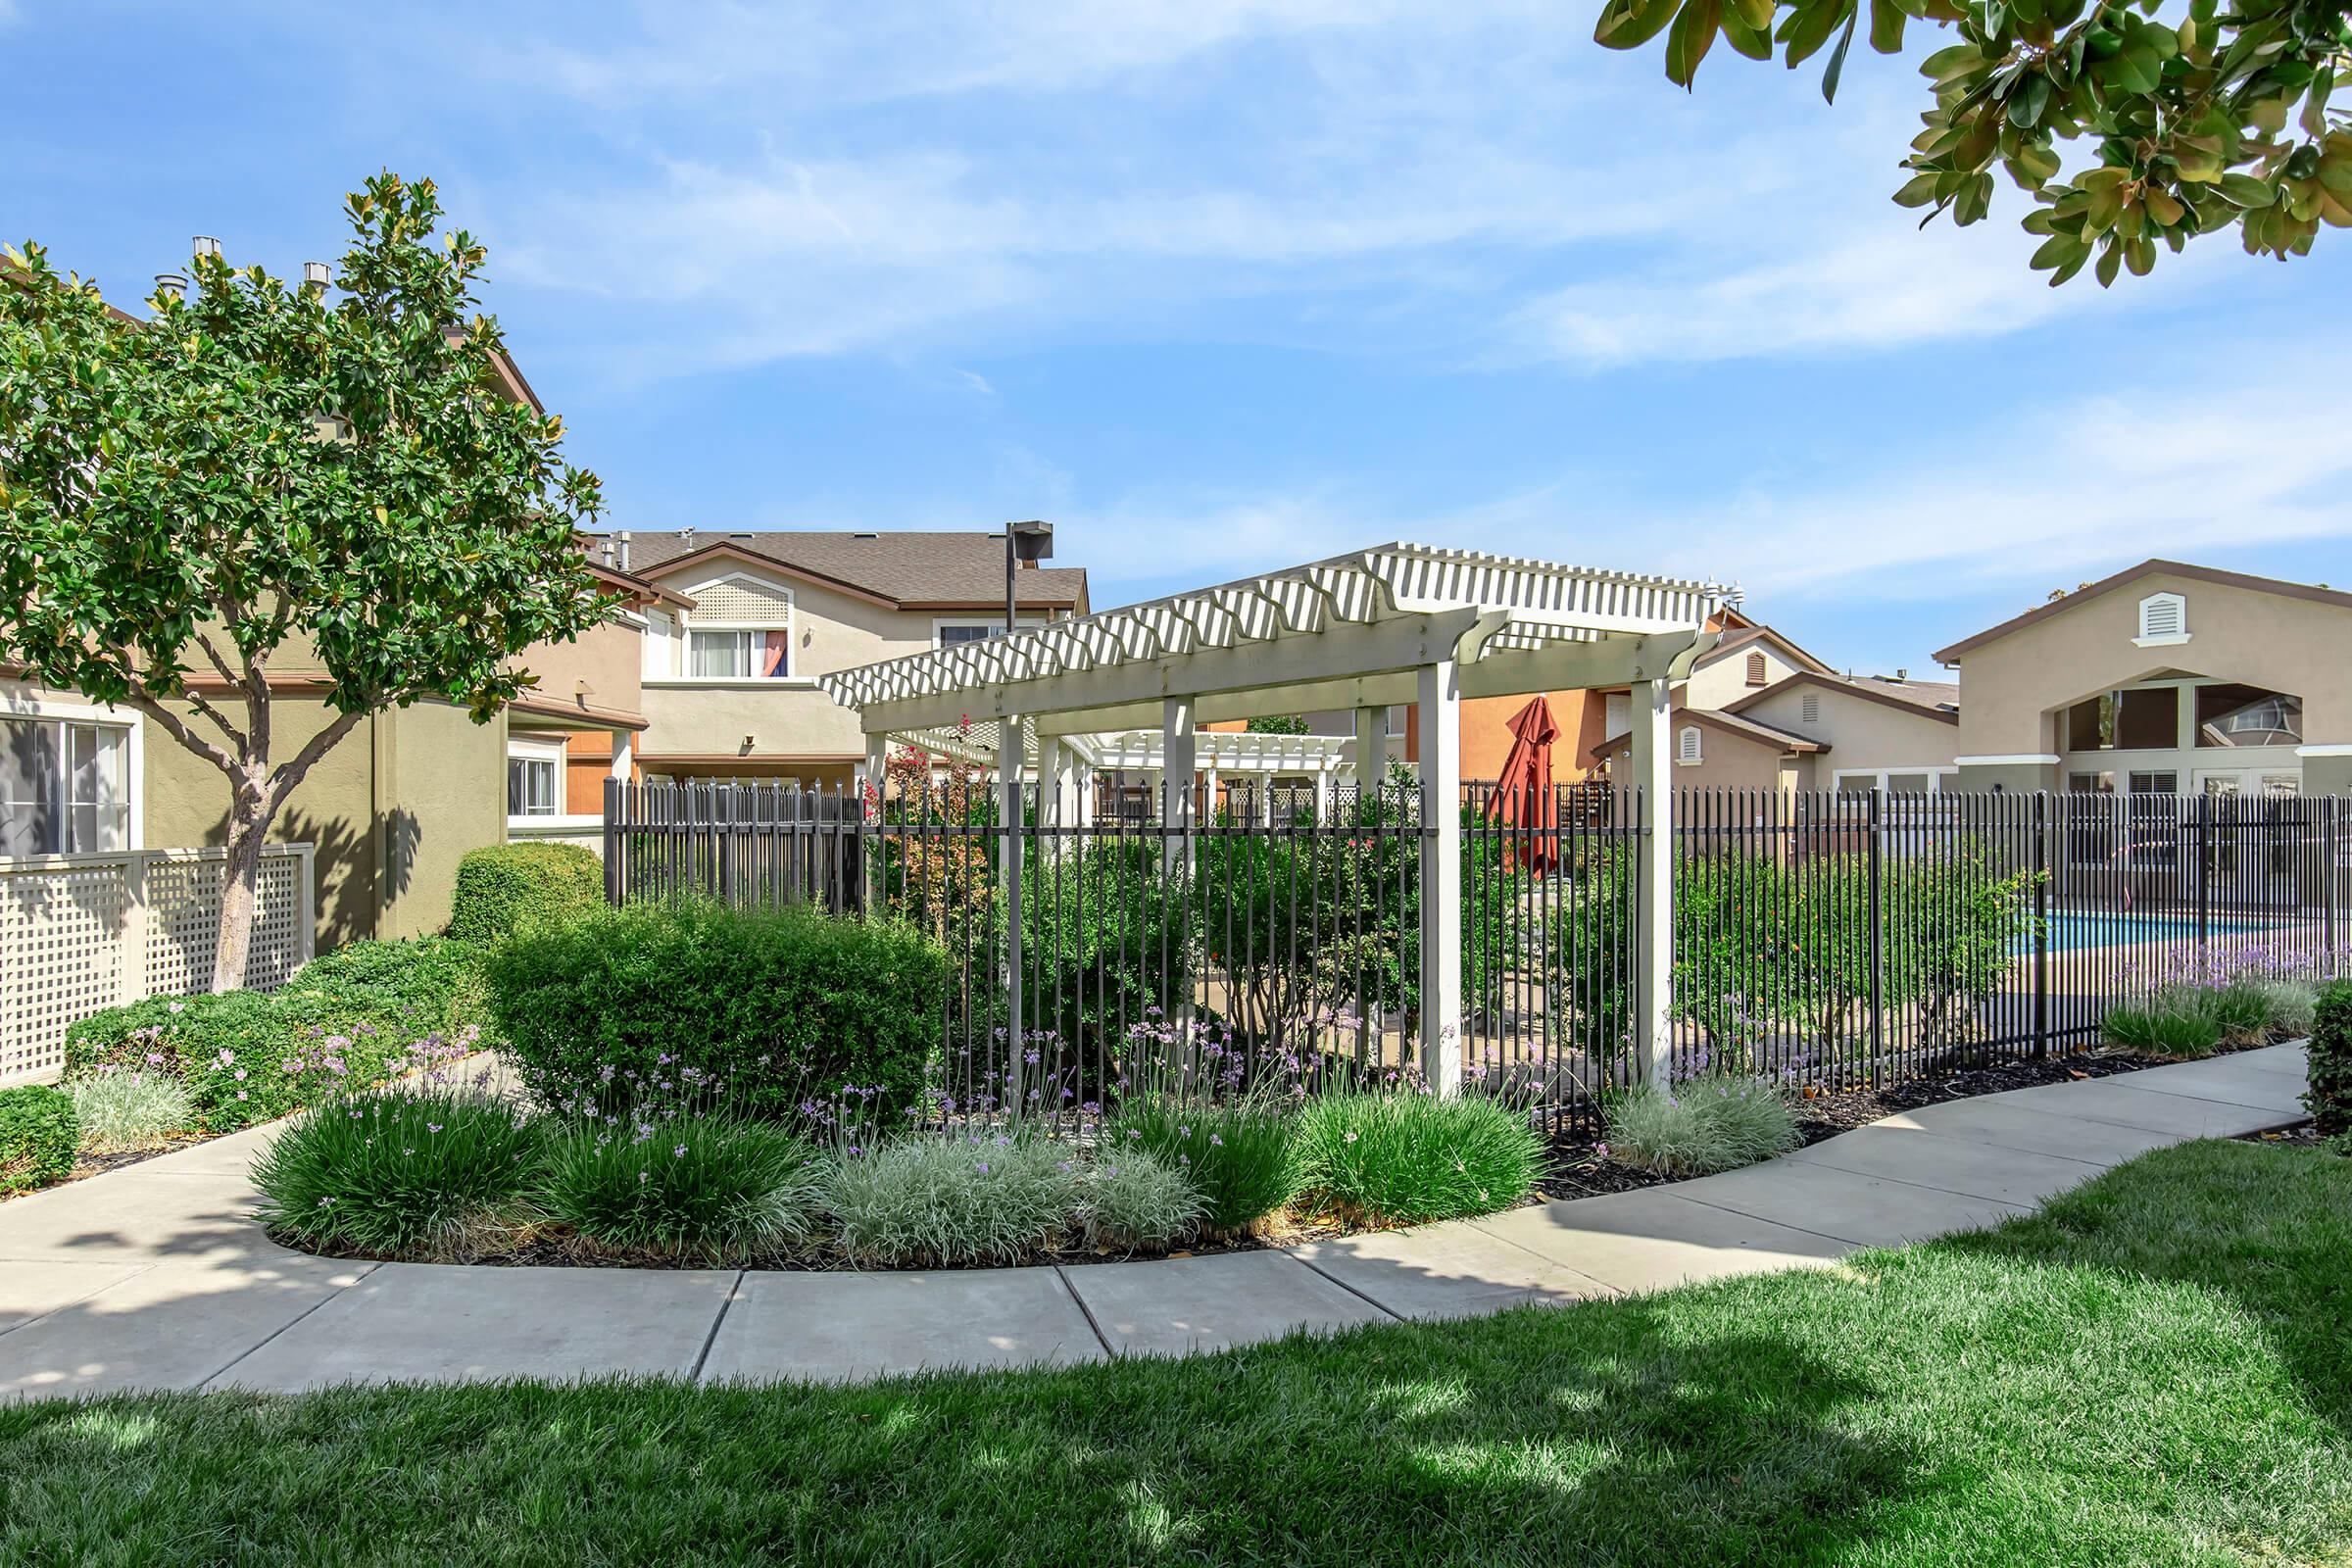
[605,778,2348,1135]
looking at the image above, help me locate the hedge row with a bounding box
[0,1084,77,1194]
[2310,981,2351,1140]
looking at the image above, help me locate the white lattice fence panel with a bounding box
[0,847,314,1086]
[0,863,131,1084]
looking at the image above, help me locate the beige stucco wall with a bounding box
[1685,640,1812,711]
[1600,719,1795,796]
[1737,684,1959,781]
[638,559,1045,766]
[6,677,503,949]
[1951,572,2352,756]
[521,615,644,721]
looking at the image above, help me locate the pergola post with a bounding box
[859,732,889,916]
[1629,677,1674,1088]
[1313,769,1332,825]
[1257,770,1276,826]
[1417,661,1462,1094]
[999,718,1026,1111]
[610,731,634,785]
[1039,735,1067,833]
[1354,706,1388,811]
[1162,697,1197,874]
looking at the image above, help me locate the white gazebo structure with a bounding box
[894,718,1354,823]
[819,542,1736,1093]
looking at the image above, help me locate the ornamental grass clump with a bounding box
[825,1134,1080,1266]
[1102,1099,1296,1235]
[533,1114,825,1264]
[1290,1089,1545,1227]
[1076,1150,1203,1252]
[1605,1074,1801,1178]
[65,1067,195,1153]
[252,1089,540,1259]
[2102,989,2226,1058]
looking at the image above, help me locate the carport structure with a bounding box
[819,542,1736,1093]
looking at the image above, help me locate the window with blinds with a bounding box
[683,574,793,678]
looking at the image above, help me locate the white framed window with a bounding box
[2135,592,2189,647]
[1676,725,1703,764]
[507,737,565,818]
[933,615,1047,650]
[1831,766,1955,795]
[678,573,794,679]
[0,710,136,856]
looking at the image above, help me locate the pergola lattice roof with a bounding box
[819,542,1738,735]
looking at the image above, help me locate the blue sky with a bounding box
[5,1,2346,677]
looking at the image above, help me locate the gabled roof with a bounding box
[1592,705,1826,760]
[623,530,1093,612]
[1693,621,1837,677]
[1725,669,1959,725]
[1933,559,2352,663]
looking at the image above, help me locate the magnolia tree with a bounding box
[0,173,611,991]
[1596,0,2350,281]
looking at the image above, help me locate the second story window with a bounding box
[682,574,794,679]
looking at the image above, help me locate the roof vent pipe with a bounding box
[615,530,631,570]
[303,261,331,289]
[153,272,188,300]
[191,236,221,262]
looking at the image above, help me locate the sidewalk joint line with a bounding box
[1053,1264,1117,1359]
[0,1260,164,1345]
[1284,1250,1406,1322]
[691,1271,747,1383]
[196,1260,381,1393]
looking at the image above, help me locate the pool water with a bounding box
[2033,911,2264,954]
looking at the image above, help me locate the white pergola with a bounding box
[896,718,1354,822]
[820,541,1737,1091]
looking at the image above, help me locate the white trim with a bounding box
[506,735,565,818]
[1831,765,1957,793]
[2295,744,2352,758]
[932,615,1047,650]
[2133,591,2188,647]
[1956,754,2060,766]
[507,811,604,835]
[2131,632,2191,649]
[643,676,822,691]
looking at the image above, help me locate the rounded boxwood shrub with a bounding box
[0,1084,78,1194]
[252,1089,541,1258]
[281,936,477,1038]
[448,843,605,946]
[485,899,949,1121]
[1604,1075,1802,1178]
[1290,1090,1546,1226]
[533,1114,825,1264]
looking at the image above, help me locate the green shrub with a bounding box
[825,1134,1079,1266]
[1103,1099,1295,1235]
[1291,1090,1545,1226]
[2309,982,2351,1140]
[533,1115,824,1264]
[62,990,433,1131]
[1604,1075,1802,1177]
[0,1084,78,1194]
[447,843,605,946]
[252,1089,540,1257]
[282,937,476,1038]
[2103,990,2227,1058]
[66,1068,196,1153]
[2207,979,2278,1046]
[486,900,949,1121]
[1078,1149,1203,1251]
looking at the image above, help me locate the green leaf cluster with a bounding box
[1597,0,2351,277]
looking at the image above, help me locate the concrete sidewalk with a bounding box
[0,1044,2311,1400]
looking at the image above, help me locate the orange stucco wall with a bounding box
[1402,690,1609,782]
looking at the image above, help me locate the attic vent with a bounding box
[852,532,879,539]
[1801,693,1822,724]
[691,576,794,623]
[1676,725,1703,764]
[2136,592,2187,644]
[1744,651,1767,687]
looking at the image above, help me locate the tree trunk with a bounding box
[212,804,268,994]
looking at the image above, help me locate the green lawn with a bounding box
[3,1142,2348,1567]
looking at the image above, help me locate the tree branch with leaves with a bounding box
[1597,0,2350,281]
[0,172,613,990]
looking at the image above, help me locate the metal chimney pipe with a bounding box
[153,272,188,300]
[191,236,221,262]
[615,530,631,570]
[303,261,332,289]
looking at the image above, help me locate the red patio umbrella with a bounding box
[1484,695,1561,874]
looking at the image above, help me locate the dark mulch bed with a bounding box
[0,1136,215,1204]
[1538,1034,2299,1200]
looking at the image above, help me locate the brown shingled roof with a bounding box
[619,530,1092,612]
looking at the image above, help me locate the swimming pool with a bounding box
[2033,910,2267,954]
